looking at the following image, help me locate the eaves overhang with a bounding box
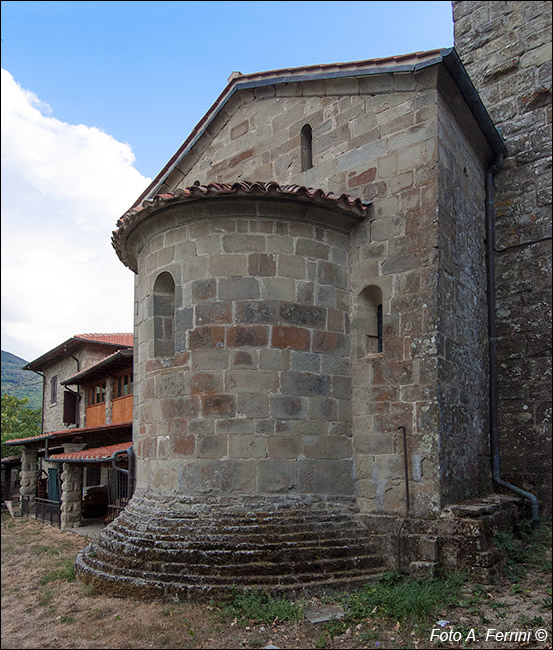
[23,335,133,372]
[114,181,370,273]
[3,421,132,447]
[61,348,133,386]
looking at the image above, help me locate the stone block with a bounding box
[261,277,296,301]
[280,372,330,397]
[278,255,306,279]
[235,301,278,324]
[271,395,307,419]
[226,325,269,347]
[237,393,270,418]
[267,435,302,458]
[248,253,276,276]
[189,372,224,396]
[303,435,352,459]
[229,435,267,458]
[209,254,248,277]
[188,326,225,349]
[272,325,311,351]
[201,394,236,417]
[259,348,290,371]
[171,434,195,456]
[298,459,354,495]
[215,418,254,434]
[223,234,266,253]
[279,303,326,328]
[258,459,297,492]
[220,460,257,493]
[225,370,280,394]
[291,351,320,373]
[197,435,228,459]
[218,277,260,301]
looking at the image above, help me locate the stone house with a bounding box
[4,333,135,529]
[72,19,552,598]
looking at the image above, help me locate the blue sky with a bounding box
[1,1,454,362]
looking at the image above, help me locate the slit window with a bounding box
[357,286,384,357]
[153,271,176,357]
[301,124,313,171]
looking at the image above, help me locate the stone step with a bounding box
[103,522,372,549]
[77,551,385,587]
[95,536,382,569]
[76,551,386,601]
[109,514,368,536]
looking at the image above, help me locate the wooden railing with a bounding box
[112,394,133,424]
[85,402,106,428]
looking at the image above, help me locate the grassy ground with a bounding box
[1,513,551,649]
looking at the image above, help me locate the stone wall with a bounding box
[137,63,493,516]
[131,196,356,498]
[435,68,493,506]
[453,1,552,513]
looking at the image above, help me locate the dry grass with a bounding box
[1,514,551,649]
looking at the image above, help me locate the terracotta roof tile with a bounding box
[113,181,369,271]
[4,421,132,446]
[49,441,132,462]
[75,333,133,347]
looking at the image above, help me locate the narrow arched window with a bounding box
[153,271,175,357]
[356,286,384,357]
[301,124,313,171]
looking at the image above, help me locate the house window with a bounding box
[356,285,384,357]
[50,376,58,404]
[301,124,313,171]
[116,371,133,398]
[87,382,106,405]
[153,271,176,357]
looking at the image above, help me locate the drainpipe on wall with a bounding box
[485,153,540,525]
[30,370,46,435]
[63,346,81,427]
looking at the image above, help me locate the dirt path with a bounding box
[1,515,551,649]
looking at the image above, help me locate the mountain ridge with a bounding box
[1,350,42,410]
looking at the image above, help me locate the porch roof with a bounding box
[3,421,132,446]
[48,441,132,463]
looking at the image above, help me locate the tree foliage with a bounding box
[1,393,41,457]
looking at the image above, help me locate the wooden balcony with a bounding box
[112,395,133,424]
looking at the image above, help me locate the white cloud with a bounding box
[1,69,151,362]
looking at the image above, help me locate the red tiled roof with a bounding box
[74,333,133,347]
[48,441,132,462]
[113,181,369,271]
[62,348,133,385]
[3,421,132,446]
[24,334,133,372]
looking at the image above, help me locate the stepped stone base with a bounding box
[75,491,386,601]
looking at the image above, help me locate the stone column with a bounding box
[60,462,83,529]
[20,447,37,516]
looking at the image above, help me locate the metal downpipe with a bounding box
[485,153,540,524]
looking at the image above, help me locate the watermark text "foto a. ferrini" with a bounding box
[430,627,549,644]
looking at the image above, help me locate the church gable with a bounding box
[152,57,449,204]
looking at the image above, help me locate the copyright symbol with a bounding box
[535,629,548,642]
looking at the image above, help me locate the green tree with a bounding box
[1,393,41,457]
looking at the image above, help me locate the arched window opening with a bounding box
[357,286,384,358]
[301,124,313,171]
[153,271,175,357]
